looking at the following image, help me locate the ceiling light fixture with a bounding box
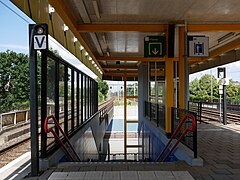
[85,51,89,56]
[92,1,100,19]
[48,4,55,14]
[80,45,84,50]
[73,37,78,43]
[63,24,69,32]
[89,57,92,61]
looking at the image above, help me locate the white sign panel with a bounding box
[219,89,223,95]
[221,78,229,85]
[188,36,209,57]
[34,35,47,50]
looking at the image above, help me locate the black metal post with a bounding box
[71,69,74,131]
[29,24,39,176]
[156,103,159,127]
[81,73,83,124]
[64,66,68,134]
[40,49,47,158]
[171,107,174,135]
[54,61,59,136]
[76,72,80,127]
[193,113,197,158]
[85,76,87,121]
[223,85,227,125]
[149,102,152,121]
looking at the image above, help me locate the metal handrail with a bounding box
[156,113,196,162]
[44,115,81,162]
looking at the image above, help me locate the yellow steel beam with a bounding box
[97,56,178,62]
[106,70,137,74]
[77,24,167,32]
[102,65,138,69]
[207,37,240,59]
[126,120,139,123]
[104,72,138,77]
[126,96,138,99]
[188,24,240,32]
[179,27,185,109]
[126,145,142,148]
[165,26,173,134]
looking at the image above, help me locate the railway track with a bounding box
[0,138,31,168]
[190,107,240,124]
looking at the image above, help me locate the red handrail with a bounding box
[44,115,81,162]
[156,113,196,162]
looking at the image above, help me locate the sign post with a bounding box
[217,67,227,125]
[29,24,48,176]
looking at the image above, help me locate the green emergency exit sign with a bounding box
[144,36,165,57]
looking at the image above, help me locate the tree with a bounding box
[189,74,240,103]
[96,78,109,100]
[0,50,30,113]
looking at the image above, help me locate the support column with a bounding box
[124,77,127,161]
[179,27,185,109]
[165,58,174,134]
[165,25,174,135]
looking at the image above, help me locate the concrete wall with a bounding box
[138,62,148,160]
[40,107,114,170]
[138,63,148,123]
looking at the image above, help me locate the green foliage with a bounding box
[97,78,109,100]
[189,74,239,102]
[226,79,238,97]
[0,50,30,113]
[98,91,104,103]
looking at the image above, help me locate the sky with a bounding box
[1,1,240,82]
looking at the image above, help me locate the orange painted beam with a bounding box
[77,24,167,32]
[102,65,138,69]
[104,72,138,77]
[97,56,178,62]
[188,24,240,32]
[179,27,185,109]
[207,37,240,59]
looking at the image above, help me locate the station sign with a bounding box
[34,35,47,50]
[217,67,226,78]
[144,36,165,57]
[188,36,209,57]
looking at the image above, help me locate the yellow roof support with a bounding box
[77,24,167,32]
[188,24,240,32]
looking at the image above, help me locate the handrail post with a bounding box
[157,103,159,127]
[156,113,196,162]
[193,112,197,158]
[199,102,202,124]
[44,115,81,162]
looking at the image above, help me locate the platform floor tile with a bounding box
[47,171,193,180]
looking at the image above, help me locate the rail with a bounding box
[188,101,240,124]
[98,98,114,124]
[156,113,197,162]
[145,101,165,129]
[44,115,81,162]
